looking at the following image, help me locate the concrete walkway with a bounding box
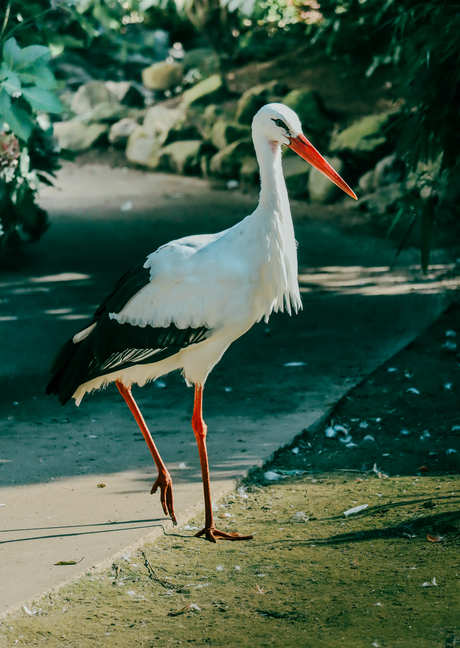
[0,163,458,616]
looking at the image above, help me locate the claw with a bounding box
[195,525,253,542]
[150,470,177,525]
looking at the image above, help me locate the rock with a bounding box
[105,81,145,108]
[329,113,391,161]
[182,48,220,76]
[142,62,183,91]
[235,81,290,125]
[109,118,139,147]
[358,169,376,194]
[182,74,229,107]
[155,140,216,175]
[240,156,259,186]
[70,81,113,115]
[211,120,250,150]
[53,121,108,152]
[360,183,404,214]
[282,89,333,135]
[283,155,311,199]
[209,138,254,178]
[308,156,344,203]
[373,154,404,187]
[125,105,184,167]
[143,105,184,139]
[84,101,128,123]
[195,104,226,139]
[126,126,162,167]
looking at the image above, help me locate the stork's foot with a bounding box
[150,471,177,525]
[195,525,253,543]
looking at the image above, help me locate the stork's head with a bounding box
[253,103,357,200]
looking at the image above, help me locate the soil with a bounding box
[1,302,458,648]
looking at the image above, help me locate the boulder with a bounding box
[236,81,290,125]
[109,118,139,147]
[182,48,220,76]
[84,101,128,123]
[359,183,404,215]
[126,126,162,167]
[240,156,259,186]
[283,155,311,199]
[70,81,113,115]
[282,89,333,136]
[125,105,185,166]
[358,169,376,194]
[209,138,254,178]
[308,156,344,203]
[373,154,404,187]
[154,141,216,175]
[53,121,108,152]
[211,120,250,150]
[329,113,390,163]
[182,74,229,107]
[105,81,145,108]
[142,62,183,91]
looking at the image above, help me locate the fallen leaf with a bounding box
[253,584,265,594]
[418,466,428,473]
[168,603,201,617]
[54,558,83,565]
[427,534,444,543]
[97,483,106,488]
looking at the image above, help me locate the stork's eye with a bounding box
[272,118,288,131]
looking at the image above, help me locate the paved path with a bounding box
[0,163,458,616]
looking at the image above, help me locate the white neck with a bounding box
[253,133,290,216]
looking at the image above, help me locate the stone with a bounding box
[154,140,216,175]
[209,138,254,178]
[235,81,290,125]
[358,169,376,194]
[126,105,185,167]
[141,62,183,91]
[182,48,220,76]
[283,155,311,199]
[308,156,344,203]
[105,81,145,108]
[53,121,108,152]
[239,156,259,186]
[70,81,113,115]
[84,101,128,123]
[373,154,404,187]
[211,120,250,150]
[182,74,229,107]
[329,113,390,159]
[360,183,404,214]
[125,126,162,167]
[109,118,139,147]
[282,89,333,135]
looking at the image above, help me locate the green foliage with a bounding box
[0,37,61,256]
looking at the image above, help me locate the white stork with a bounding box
[47,103,357,542]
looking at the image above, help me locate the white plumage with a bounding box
[48,103,356,542]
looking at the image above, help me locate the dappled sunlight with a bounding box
[30,272,91,283]
[298,263,459,296]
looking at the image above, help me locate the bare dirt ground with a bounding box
[0,303,458,648]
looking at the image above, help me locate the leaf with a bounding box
[21,87,63,114]
[0,93,34,142]
[18,64,57,90]
[2,39,22,70]
[0,70,21,96]
[15,44,51,72]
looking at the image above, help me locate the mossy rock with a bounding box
[211,120,250,150]
[283,155,311,199]
[329,113,390,159]
[182,75,229,107]
[125,126,163,167]
[210,138,254,178]
[240,156,260,186]
[182,48,220,76]
[154,140,217,175]
[83,101,128,124]
[283,89,334,135]
[142,62,183,91]
[70,81,113,115]
[53,121,108,152]
[308,156,344,203]
[236,81,290,125]
[109,117,138,147]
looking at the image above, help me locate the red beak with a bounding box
[288,133,357,200]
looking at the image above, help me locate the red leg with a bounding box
[191,385,252,543]
[116,381,176,525]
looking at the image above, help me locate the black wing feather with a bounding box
[47,263,210,405]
